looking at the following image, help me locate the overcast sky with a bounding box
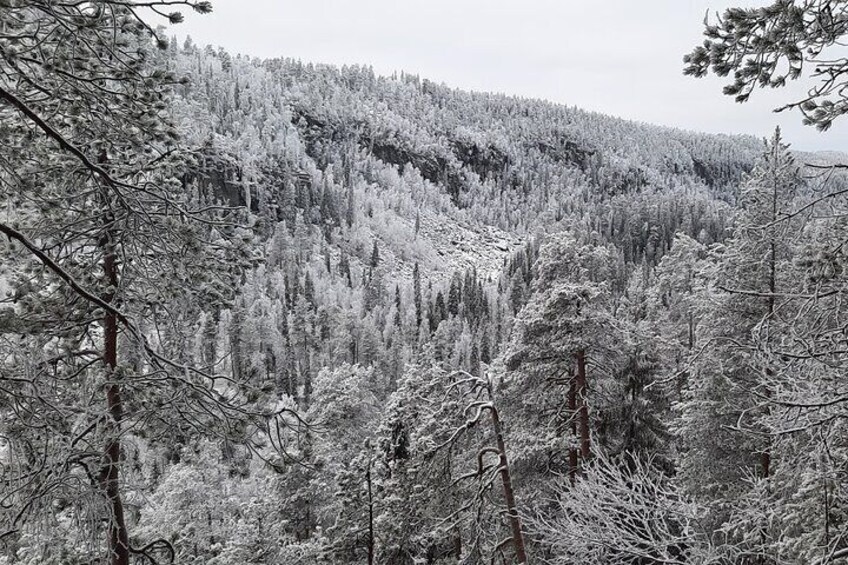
[175,1,846,153]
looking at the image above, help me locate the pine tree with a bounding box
[346,177,355,228]
[435,291,448,323]
[506,233,618,479]
[676,129,802,548]
[370,240,381,269]
[0,6,313,562]
[413,263,423,328]
[448,274,462,317]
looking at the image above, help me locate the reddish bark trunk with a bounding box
[575,350,590,461]
[567,375,578,485]
[366,460,374,565]
[490,405,528,564]
[101,241,129,565]
[98,155,129,565]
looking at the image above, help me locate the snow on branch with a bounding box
[528,450,727,565]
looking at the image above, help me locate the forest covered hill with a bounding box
[4,19,848,565]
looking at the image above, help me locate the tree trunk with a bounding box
[366,460,374,565]
[100,212,129,565]
[489,405,528,564]
[760,160,779,482]
[763,212,776,481]
[567,374,578,485]
[575,349,590,460]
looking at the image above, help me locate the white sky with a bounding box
[175,0,846,153]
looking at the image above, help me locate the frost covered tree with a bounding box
[376,365,529,564]
[0,3,301,564]
[506,233,619,480]
[2,9,842,563]
[431,370,529,564]
[675,129,803,555]
[306,364,382,563]
[530,451,723,565]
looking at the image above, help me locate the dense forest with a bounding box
[3,2,848,565]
